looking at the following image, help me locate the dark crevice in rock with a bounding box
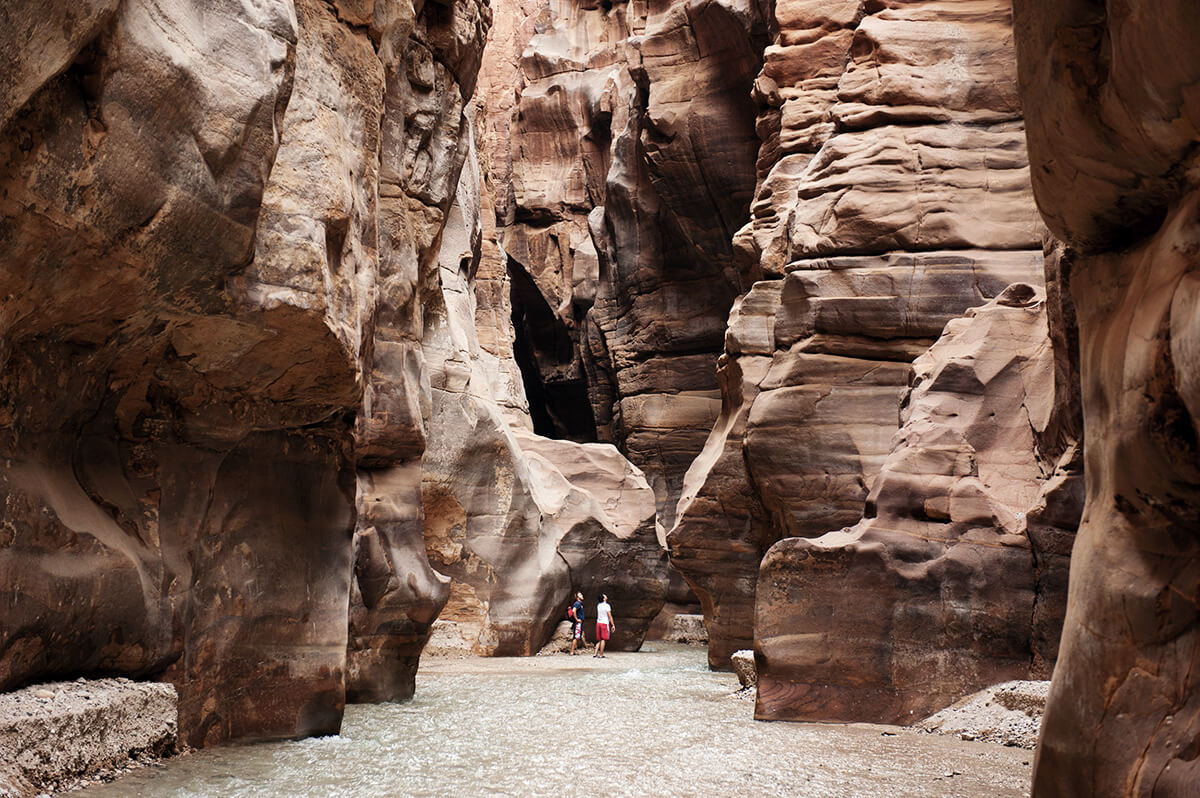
[508,257,597,442]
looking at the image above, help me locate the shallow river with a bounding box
[80,644,1031,797]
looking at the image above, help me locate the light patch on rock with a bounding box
[664,614,709,645]
[919,680,1049,749]
[0,678,177,797]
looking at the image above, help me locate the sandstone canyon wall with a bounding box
[418,132,668,656]
[477,0,768,533]
[1013,3,1200,794]
[478,0,1087,730]
[0,0,490,745]
[9,0,1180,775]
[663,0,1084,727]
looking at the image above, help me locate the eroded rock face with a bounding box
[419,134,668,655]
[1013,4,1200,791]
[669,0,1067,685]
[480,0,768,529]
[755,283,1077,723]
[0,0,488,745]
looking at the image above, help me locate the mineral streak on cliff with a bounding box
[1012,2,1200,794]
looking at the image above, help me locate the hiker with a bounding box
[594,593,614,658]
[568,592,585,655]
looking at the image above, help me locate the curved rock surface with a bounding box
[0,0,488,745]
[667,0,1074,696]
[755,283,1078,724]
[1013,3,1200,792]
[479,0,768,531]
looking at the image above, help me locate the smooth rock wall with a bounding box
[480,0,768,530]
[755,283,1076,723]
[668,0,1076,697]
[1014,3,1200,791]
[419,130,668,655]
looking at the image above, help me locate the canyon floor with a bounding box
[77,644,1032,797]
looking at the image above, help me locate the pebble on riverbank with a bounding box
[0,678,178,797]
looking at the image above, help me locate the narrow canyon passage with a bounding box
[79,645,1031,798]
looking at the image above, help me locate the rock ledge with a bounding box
[0,678,177,797]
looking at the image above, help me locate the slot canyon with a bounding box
[0,0,1196,795]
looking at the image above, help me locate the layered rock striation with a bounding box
[669,0,1082,716]
[479,0,768,531]
[1012,3,1200,794]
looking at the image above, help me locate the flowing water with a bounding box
[79,644,1031,797]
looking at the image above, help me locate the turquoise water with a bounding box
[78,645,1030,797]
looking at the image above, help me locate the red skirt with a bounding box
[596,622,610,641]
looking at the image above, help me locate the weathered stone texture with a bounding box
[0,0,488,745]
[755,283,1075,724]
[481,0,768,531]
[668,0,1079,707]
[419,135,668,656]
[1014,5,1200,791]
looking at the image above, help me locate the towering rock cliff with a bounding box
[1012,3,1200,794]
[665,0,1084,724]
[0,0,490,745]
[478,0,768,531]
[0,0,670,738]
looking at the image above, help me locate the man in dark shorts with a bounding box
[568,592,585,655]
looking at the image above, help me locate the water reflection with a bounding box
[79,644,1030,797]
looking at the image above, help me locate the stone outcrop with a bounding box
[0,0,488,745]
[1012,3,1200,793]
[667,0,1077,695]
[0,678,177,797]
[755,283,1078,723]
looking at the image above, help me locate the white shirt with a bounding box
[596,601,612,625]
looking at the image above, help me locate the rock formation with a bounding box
[755,282,1079,723]
[478,0,768,530]
[417,121,669,656]
[0,0,488,745]
[1012,3,1200,794]
[667,0,1080,700]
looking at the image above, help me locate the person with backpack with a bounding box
[568,592,585,655]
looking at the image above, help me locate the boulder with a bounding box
[665,614,709,645]
[731,650,758,688]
